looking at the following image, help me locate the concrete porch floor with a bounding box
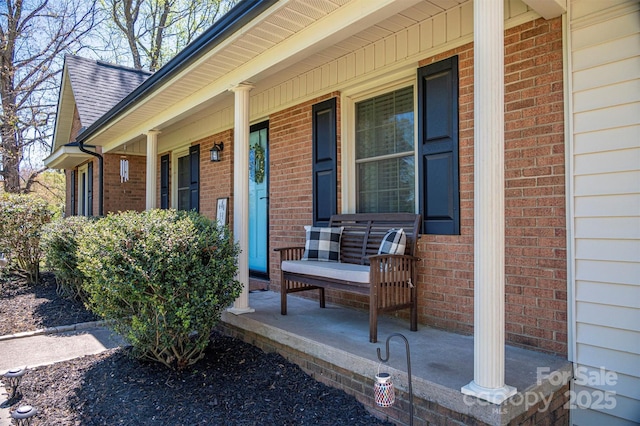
[220,290,572,425]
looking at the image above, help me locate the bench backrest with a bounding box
[329,213,421,265]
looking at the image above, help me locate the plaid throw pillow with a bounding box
[301,226,343,262]
[378,228,406,255]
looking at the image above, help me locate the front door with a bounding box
[249,121,269,277]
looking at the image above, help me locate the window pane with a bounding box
[355,86,414,213]
[357,156,414,213]
[177,155,189,211]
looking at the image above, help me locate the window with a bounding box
[343,56,460,235]
[177,154,190,210]
[77,162,93,216]
[355,87,415,213]
[172,145,199,212]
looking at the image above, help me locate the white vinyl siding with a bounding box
[568,1,640,425]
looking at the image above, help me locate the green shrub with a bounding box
[41,216,92,302]
[77,209,242,370]
[0,193,54,283]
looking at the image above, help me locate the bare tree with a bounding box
[105,0,238,72]
[0,0,97,193]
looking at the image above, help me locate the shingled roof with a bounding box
[65,55,153,128]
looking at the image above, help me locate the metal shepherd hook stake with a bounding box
[376,333,414,426]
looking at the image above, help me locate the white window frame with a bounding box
[341,73,418,213]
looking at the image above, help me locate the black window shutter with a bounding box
[417,56,460,235]
[87,162,94,216]
[160,154,169,209]
[312,98,337,227]
[70,170,76,216]
[189,145,200,212]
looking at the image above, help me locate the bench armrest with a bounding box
[367,253,419,263]
[275,246,305,261]
[368,254,418,287]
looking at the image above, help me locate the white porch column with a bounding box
[228,82,255,315]
[145,130,160,210]
[461,0,516,404]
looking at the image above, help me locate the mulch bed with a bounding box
[0,272,393,425]
[0,272,98,336]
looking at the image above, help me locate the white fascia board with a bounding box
[99,0,423,153]
[51,71,75,151]
[43,145,94,170]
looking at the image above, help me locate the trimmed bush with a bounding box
[41,216,92,302]
[0,193,54,283]
[77,209,242,370]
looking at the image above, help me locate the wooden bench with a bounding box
[276,213,421,342]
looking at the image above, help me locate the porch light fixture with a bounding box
[3,367,27,399]
[11,405,38,425]
[210,143,224,162]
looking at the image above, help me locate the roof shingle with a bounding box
[65,55,153,128]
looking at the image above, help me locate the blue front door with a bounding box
[248,122,268,276]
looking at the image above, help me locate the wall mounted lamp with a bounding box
[210,143,224,162]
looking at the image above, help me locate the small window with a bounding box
[77,163,92,216]
[177,155,190,210]
[173,145,199,212]
[355,86,415,213]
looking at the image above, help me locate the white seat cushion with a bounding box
[281,260,370,284]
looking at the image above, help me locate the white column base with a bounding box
[461,380,517,405]
[227,306,255,315]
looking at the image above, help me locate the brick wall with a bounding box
[155,130,234,220]
[415,17,566,355]
[268,18,566,356]
[269,92,341,293]
[103,153,146,213]
[199,130,234,221]
[217,321,570,426]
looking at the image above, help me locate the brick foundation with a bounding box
[216,320,570,426]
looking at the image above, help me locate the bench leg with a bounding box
[281,272,288,315]
[319,287,325,308]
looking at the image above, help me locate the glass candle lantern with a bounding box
[374,372,395,407]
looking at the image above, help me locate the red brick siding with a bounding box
[269,18,566,356]
[155,130,234,221]
[103,153,146,213]
[503,18,567,355]
[198,130,234,221]
[269,92,341,295]
[416,17,566,355]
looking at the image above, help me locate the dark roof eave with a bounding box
[76,0,278,144]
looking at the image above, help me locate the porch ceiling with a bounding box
[88,0,466,152]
